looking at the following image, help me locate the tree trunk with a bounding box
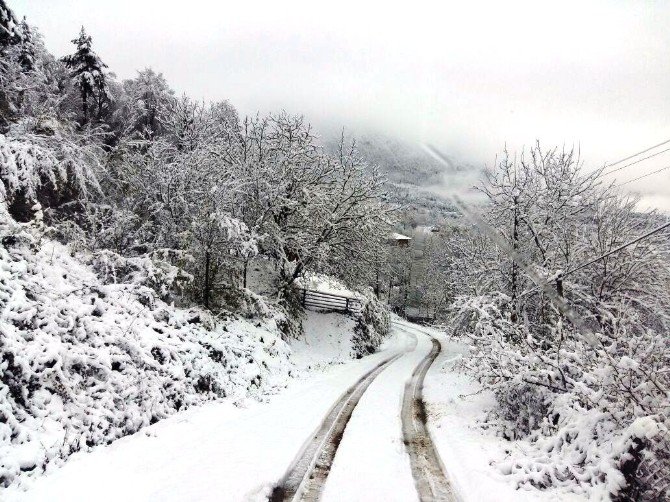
[81,87,88,124]
[511,194,519,323]
[97,92,104,120]
[203,250,211,309]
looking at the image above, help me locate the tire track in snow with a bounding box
[269,334,416,501]
[398,324,459,502]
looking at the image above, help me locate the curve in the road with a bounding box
[269,334,416,502]
[398,324,459,502]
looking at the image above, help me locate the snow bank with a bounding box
[291,298,391,370]
[291,311,356,370]
[0,128,101,222]
[0,216,293,489]
[448,294,670,500]
[295,272,391,358]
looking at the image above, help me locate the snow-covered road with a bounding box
[4,320,568,502]
[320,324,437,501]
[5,324,429,502]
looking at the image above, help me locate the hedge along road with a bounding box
[270,322,458,502]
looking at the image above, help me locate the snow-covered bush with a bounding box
[0,217,292,488]
[439,144,670,500]
[89,249,192,302]
[0,123,102,221]
[352,291,391,358]
[450,294,670,500]
[46,203,147,255]
[216,285,300,342]
[273,285,305,340]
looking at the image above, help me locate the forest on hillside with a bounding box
[403,144,670,499]
[0,0,398,489]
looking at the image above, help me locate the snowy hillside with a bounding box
[0,212,294,488]
[1,323,406,502]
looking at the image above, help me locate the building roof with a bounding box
[389,232,412,241]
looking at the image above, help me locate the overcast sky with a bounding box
[11,0,670,211]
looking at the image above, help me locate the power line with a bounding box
[616,164,670,187]
[605,138,670,169]
[602,147,670,177]
[560,220,670,279]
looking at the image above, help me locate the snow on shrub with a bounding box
[352,290,391,358]
[89,248,192,302]
[0,216,292,489]
[449,294,669,500]
[0,124,101,220]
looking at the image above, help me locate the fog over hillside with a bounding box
[321,130,487,231]
[324,132,447,186]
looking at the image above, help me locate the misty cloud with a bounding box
[13,0,670,210]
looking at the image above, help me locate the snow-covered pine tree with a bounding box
[17,19,35,70]
[61,27,110,124]
[0,0,22,49]
[0,2,26,129]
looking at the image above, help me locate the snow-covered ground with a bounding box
[290,312,356,370]
[5,319,586,502]
[320,326,423,501]
[400,321,586,502]
[3,313,401,501]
